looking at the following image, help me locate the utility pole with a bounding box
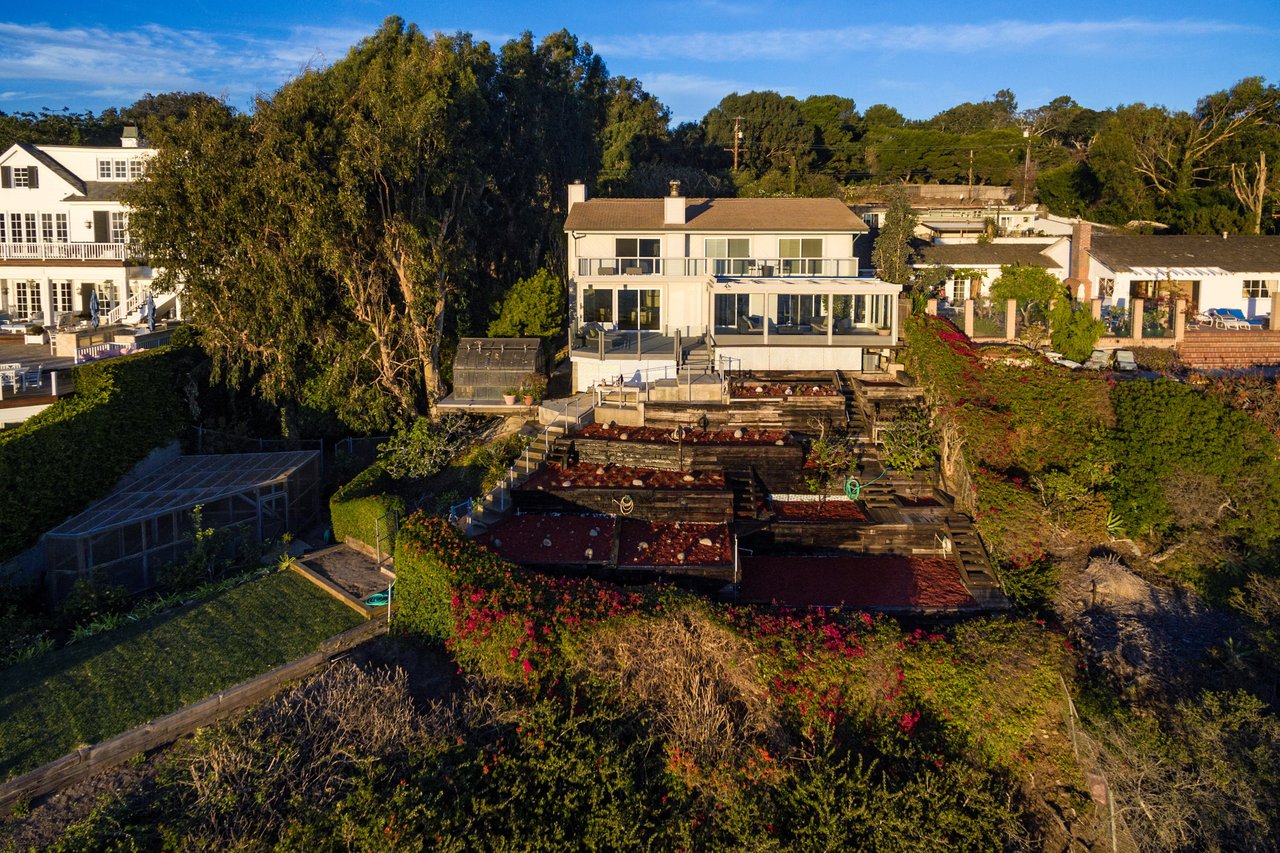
[1021,128,1032,206]
[967,149,974,199]
[724,116,744,172]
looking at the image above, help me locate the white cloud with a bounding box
[593,17,1255,63]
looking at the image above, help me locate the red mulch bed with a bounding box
[617,521,731,567]
[578,423,792,445]
[772,500,870,521]
[730,382,839,398]
[476,515,615,564]
[896,496,942,507]
[856,379,906,387]
[524,463,726,490]
[739,556,976,609]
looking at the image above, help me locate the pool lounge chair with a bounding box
[1215,308,1267,330]
[1206,309,1257,330]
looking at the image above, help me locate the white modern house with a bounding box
[1086,234,1280,318]
[0,128,173,330]
[564,182,901,391]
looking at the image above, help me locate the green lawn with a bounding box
[0,571,363,780]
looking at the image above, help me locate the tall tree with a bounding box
[871,188,917,284]
[703,91,816,190]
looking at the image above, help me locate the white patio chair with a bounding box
[19,364,42,392]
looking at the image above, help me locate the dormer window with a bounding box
[12,167,30,187]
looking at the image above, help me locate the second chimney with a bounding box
[1070,220,1093,298]
[663,180,686,225]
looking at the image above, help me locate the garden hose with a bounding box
[844,469,887,501]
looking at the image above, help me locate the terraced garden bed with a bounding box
[579,423,793,445]
[477,515,615,565]
[739,555,975,610]
[771,500,871,521]
[617,521,731,567]
[524,463,725,490]
[730,381,839,398]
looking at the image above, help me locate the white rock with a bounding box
[698,537,713,547]
[682,474,695,483]
[638,541,649,550]
[676,552,686,561]
[596,467,605,475]
[588,527,599,537]
[493,538,502,548]
[632,478,644,486]
[542,537,552,548]
[584,547,594,559]
[619,432,629,440]
[733,428,744,439]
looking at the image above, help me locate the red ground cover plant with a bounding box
[730,382,839,398]
[476,515,615,564]
[771,500,870,521]
[524,463,726,490]
[738,555,976,610]
[579,423,793,445]
[616,521,731,566]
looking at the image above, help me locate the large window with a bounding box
[775,294,829,328]
[109,212,128,244]
[53,281,73,315]
[22,213,36,243]
[779,238,823,275]
[11,167,30,188]
[614,238,661,274]
[55,213,67,242]
[582,287,614,324]
[15,281,40,319]
[715,293,751,333]
[129,159,144,179]
[98,160,113,179]
[40,214,53,242]
[1243,280,1275,299]
[95,282,117,314]
[705,238,751,275]
[618,288,660,330]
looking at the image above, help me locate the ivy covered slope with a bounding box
[902,313,1280,598]
[43,516,1078,850]
[0,346,192,560]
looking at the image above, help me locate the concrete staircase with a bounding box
[1178,330,1280,369]
[468,422,570,531]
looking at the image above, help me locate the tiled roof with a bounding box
[14,142,85,195]
[1090,235,1280,273]
[914,242,1060,268]
[564,197,868,232]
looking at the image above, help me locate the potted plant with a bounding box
[520,373,542,406]
[24,325,46,345]
[503,386,518,406]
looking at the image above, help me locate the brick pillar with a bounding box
[1004,299,1017,341]
[926,298,938,316]
[964,299,975,338]
[1175,299,1186,343]
[1132,298,1144,342]
[1271,291,1280,330]
[1091,298,1102,319]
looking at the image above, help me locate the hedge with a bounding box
[0,347,189,560]
[328,461,406,553]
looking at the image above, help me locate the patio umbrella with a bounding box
[144,293,156,332]
[89,290,99,329]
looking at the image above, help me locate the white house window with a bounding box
[41,214,53,242]
[114,160,128,179]
[582,287,614,324]
[55,213,67,242]
[0,216,5,243]
[8,214,20,243]
[98,160,113,179]
[22,213,36,243]
[11,167,30,188]
[53,280,73,314]
[705,238,750,275]
[128,159,144,179]
[779,238,823,275]
[109,212,128,244]
[1243,280,1274,299]
[614,238,661,274]
[15,280,41,318]
[95,282,117,313]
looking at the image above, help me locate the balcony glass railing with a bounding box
[0,242,128,261]
[576,257,862,277]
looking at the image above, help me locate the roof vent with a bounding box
[1222,231,1229,240]
[669,179,682,197]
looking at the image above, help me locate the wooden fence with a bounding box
[0,618,388,815]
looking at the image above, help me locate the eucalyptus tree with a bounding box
[130,18,498,430]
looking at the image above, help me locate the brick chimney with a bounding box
[663,180,686,225]
[567,181,587,209]
[1069,220,1093,299]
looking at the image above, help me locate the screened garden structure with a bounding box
[45,452,321,600]
[452,338,546,400]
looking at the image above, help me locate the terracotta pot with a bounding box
[523,395,535,406]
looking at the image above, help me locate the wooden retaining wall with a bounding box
[514,487,734,522]
[0,618,387,815]
[765,521,946,554]
[643,397,844,431]
[568,438,804,476]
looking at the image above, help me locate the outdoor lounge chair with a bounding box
[1216,308,1267,330]
[19,364,42,391]
[1206,309,1252,330]
[0,362,20,393]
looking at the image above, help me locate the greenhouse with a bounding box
[44,451,321,600]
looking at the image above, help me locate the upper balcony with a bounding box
[576,257,863,278]
[0,243,128,263]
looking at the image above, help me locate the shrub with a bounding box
[0,347,189,560]
[1128,345,1181,373]
[880,406,938,471]
[328,462,407,551]
[1048,299,1106,362]
[377,414,474,480]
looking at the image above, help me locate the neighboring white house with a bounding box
[564,182,901,391]
[1086,234,1280,318]
[911,239,1070,302]
[0,128,172,329]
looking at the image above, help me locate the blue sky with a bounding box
[1,1,1277,124]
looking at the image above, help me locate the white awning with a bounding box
[1126,266,1228,278]
[712,277,901,295]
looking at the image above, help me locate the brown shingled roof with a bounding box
[62,181,125,202]
[1090,235,1280,273]
[914,242,1060,269]
[14,142,85,195]
[564,197,868,232]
